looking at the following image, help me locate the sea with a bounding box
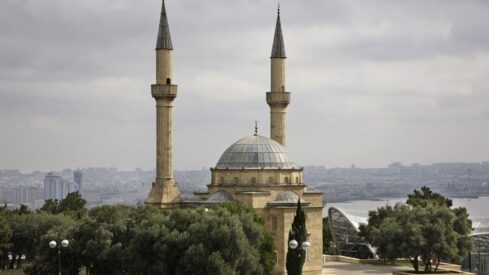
[323,195,489,221]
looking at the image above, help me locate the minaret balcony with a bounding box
[152,84,178,100]
[266,91,290,106]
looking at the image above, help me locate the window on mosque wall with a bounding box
[219,177,225,184]
[284,177,289,184]
[296,177,299,184]
[251,177,257,184]
[233,177,239,184]
[268,177,274,184]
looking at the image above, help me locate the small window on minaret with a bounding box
[166,78,171,84]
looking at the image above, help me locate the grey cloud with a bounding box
[0,0,488,171]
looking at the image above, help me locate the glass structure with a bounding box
[462,219,489,275]
[328,207,376,259]
[216,135,297,169]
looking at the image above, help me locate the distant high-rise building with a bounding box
[43,172,76,201]
[14,186,37,207]
[74,170,82,194]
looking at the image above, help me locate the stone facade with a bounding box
[195,175,324,275]
[145,1,181,208]
[145,2,324,274]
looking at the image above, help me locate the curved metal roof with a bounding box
[215,135,298,169]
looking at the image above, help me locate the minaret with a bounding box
[146,0,181,208]
[266,7,290,146]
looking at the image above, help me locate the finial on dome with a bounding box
[278,3,280,15]
[254,121,258,136]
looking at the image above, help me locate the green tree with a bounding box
[8,213,36,269]
[25,226,81,275]
[70,218,120,275]
[286,200,307,275]
[14,213,76,273]
[0,215,12,269]
[407,186,452,208]
[89,205,133,246]
[14,204,31,215]
[217,203,276,274]
[360,187,473,273]
[10,203,274,274]
[40,192,87,218]
[59,192,87,219]
[126,207,272,275]
[39,199,60,214]
[322,217,337,255]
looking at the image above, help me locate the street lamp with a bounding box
[49,239,69,275]
[289,239,310,252]
[288,239,311,275]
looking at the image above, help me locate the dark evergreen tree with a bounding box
[286,199,307,275]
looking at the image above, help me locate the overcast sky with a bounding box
[1,0,488,172]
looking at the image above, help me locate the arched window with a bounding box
[233,177,239,184]
[166,78,171,84]
[296,177,299,184]
[251,177,257,184]
[284,177,289,184]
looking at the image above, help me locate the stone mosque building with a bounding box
[145,1,324,274]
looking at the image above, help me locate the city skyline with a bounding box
[1,0,488,171]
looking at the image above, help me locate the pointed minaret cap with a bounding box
[156,0,173,50]
[271,5,286,58]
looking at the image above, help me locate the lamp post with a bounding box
[288,239,311,275]
[49,239,69,275]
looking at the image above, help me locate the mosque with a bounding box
[145,1,324,274]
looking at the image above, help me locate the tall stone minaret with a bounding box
[146,0,181,208]
[266,7,290,146]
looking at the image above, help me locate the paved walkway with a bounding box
[323,261,405,275]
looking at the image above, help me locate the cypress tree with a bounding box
[286,199,307,275]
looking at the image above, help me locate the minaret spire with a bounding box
[271,5,286,58]
[156,0,173,50]
[267,6,290,146]
[146,0,181,208]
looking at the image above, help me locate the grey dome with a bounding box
[216,135,298,169]
[275,191,305,203]
[207,191,235,203]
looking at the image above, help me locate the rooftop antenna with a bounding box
[254,121,258,136]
